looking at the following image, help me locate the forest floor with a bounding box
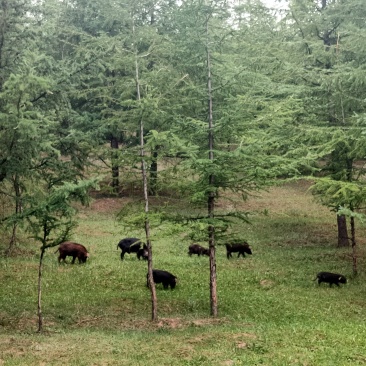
[1,180,366,365]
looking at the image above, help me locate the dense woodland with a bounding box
[1,0,366,322]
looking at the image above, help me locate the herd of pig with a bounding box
[54,239,347,289]
[54,239,252,290]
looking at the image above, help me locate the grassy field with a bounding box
[1,180,366,365]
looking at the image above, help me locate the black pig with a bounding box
[137,244,148,260]
[188,244,209,257]
[314,272,347,287]
[147,269,177,290]
[225,242,252,259]
[117,237,143,260]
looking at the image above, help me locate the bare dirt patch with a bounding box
[222,361,235,366]
[217,179,332,219]
[82,180,330,223]
[259,279,276,289]
[88,197,132,214]
[157,317,183,329]
[81,180,333,227]
[67,315,228,332]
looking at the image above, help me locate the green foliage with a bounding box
[9,180,98,249]
[1,0,365,263]
[309,121,366,215]
[311,178,366,210]
[273,0,366,229]
[145,130,199,159]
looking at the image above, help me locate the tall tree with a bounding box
[0,0,105,253]
[205,6,218,317]
[286,0,366,250]
[131,11,158,320]
[22,180,95,332]
[0,0,58,251]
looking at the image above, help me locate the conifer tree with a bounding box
[286,0,366,254]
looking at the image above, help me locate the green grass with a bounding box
[1,181,366,365]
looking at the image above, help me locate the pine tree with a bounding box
[286,0,366,255]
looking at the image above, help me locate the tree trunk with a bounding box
[6,224,17,256]
[208,215,217,317]
[149,147,159,196]
[350,214,357,276]
[145,226,157,321]
[134,16,157,321]
[6,174,22,255]
[337,214,349,247]
[37,247,45,332]
[206,18,218,318]
[142,146,157,321]
[110,136,119,191]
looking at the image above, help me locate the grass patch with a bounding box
[1,180,366,365]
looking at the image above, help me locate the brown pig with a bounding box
[55,241,89,264]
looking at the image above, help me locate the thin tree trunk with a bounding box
[337,214,349,247]
[337,159,353,247]
[206,16,218,318]
[7,224,17,255]
[141,144,157,321]
[149,147,159,196]
[6,174,22,255]
[37,247,45,332]
[134,17,157,321]
[208,217,217,317]
[110,136,119,191]
[350,214,357,276]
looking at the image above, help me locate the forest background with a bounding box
[1,0,366,364]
